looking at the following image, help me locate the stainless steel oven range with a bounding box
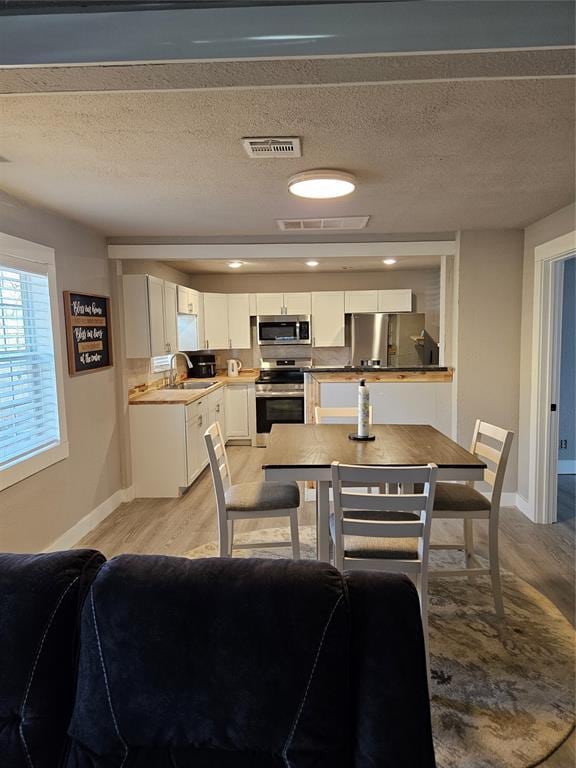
[255,358,310,446]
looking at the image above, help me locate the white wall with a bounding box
[0,191,123,552]
[518,203,576,501]
[455,230,524,493]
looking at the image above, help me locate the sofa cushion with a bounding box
[65,556,349,767]
[225,481,300,512]
[0,549,105,768]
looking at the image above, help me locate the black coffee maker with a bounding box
[185,352,217,378]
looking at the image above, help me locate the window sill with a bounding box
[0,441,70,492]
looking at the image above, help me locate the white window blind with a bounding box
[0,264,61,470]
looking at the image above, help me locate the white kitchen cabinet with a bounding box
[256,292,311,316]
[227,293,252,349]
[185,397,209,485]
[345,290,379,314]
[177,285,201,316]
[256,293,284,316]
[225,384,255,442]
[123,275,180,358]
[284,292,311,315]
[208,387,226,441]
[311,291,345,347]
[203,293,229,350]
[378,289,413,312]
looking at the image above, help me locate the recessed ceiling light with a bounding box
[306,260,319,267]
[288,170,356,199]
[228,261,243,269]
[383,259,397,265]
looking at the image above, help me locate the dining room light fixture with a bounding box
[288,170,356,199]
[306,260,319,267]
[382,259,397,265]
[228,261,244,269]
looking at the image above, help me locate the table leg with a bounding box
[316,480,331,562]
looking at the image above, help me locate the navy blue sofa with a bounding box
[0,550,435,767]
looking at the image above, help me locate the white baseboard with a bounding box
[514,493,532,519]
[558,459,576,474]
[43,485,134,552]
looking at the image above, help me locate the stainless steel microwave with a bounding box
[257,315,312,346]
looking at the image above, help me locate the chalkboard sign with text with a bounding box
[64,291,113,375]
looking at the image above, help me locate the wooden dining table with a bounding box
[262,423,486,562]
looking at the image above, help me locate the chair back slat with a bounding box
[339,492,431,513]
[474,441,501,465]
[336,464,435,485]
[343,518,425,539]
[315,406,373,425]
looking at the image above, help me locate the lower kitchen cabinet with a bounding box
[129,387,229,498]
[225,384,256,442]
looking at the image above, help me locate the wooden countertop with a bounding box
[309,369,453,384]
[129,369,258,406]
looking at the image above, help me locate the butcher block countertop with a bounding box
[129,369,259,406]
[308,368,453,384]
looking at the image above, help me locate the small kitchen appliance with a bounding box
[257,315,311,346]
[185,352,217,379]
[227,359,242,377]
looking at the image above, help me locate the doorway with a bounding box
[529,232,576,524]
[557,257,575,522]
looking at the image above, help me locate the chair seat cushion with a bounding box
[433,482,491,512]
[332,510,420,560]
[225,481,300,512]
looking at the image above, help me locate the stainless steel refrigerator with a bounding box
[351,312,437,367]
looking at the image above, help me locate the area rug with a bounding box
[186,526,575,768]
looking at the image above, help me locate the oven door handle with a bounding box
[255,392,304,398]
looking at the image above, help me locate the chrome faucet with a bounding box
[168,352,192,387]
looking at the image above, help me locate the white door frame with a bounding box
[529,231,575,523]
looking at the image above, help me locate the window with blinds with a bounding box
[0,264,61,469]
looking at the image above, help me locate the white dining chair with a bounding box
[204,422,300,558]
[429,419,514,617]
[330,462,438,665]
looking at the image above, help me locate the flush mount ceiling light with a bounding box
[228,261,244,269]
[383,259,397,265]
[288,170,356,199]
[306,260,319,267]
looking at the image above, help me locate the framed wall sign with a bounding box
[63,291,113,375]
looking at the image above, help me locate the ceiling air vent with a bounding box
[277,216,370,232]
[242,137,302,158]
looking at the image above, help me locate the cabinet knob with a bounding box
[216,404,220,413]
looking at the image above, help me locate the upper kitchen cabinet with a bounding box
[177,285,201,315]
[344,290,379,314]
[378,289,413,312]
[203,292,229,350]
[311,291,345,347]
[124,274,180,358]
[255,293,283,316]
[283,292,312,315]
[256,292,311,315]
[227,293,252,349]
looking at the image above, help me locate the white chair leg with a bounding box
[463,518,476,583]
[218,516,229,557]
[227,519,234,556]
[289,508,300,559]
[488,517,505,618]
[417,572,431,688]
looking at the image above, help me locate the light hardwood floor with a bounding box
[78,448,575,767]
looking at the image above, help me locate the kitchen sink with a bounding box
[169,381,217,390]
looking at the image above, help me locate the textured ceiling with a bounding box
[0,76,574,236]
